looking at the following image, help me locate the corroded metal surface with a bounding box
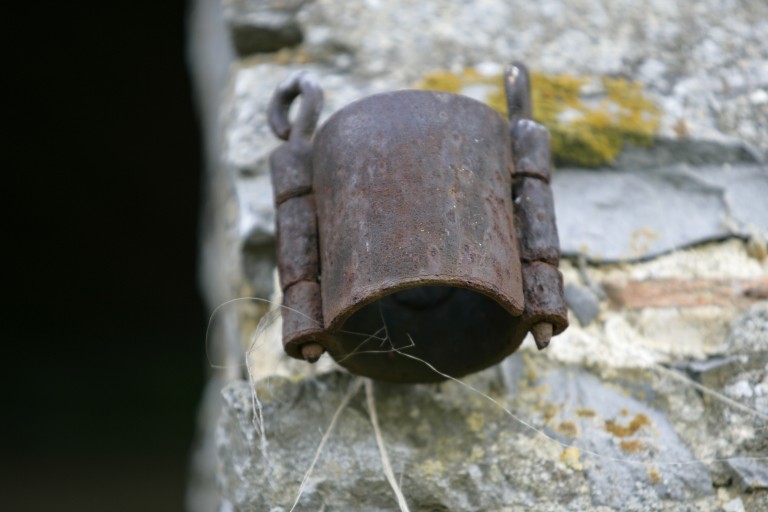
[275,195,318,289]
[268,63,568,382]
[267,71,325,359]
[514,177,560,265]
[280,281,324,359]
[312,90,525,329]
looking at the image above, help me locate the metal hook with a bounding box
[505,62,532,123]
[267,71,324,142]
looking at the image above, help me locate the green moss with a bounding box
[416,69,660,167]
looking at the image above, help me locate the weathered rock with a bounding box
[564,283,602,326]
[223,0,308,55]
[216,361,721,511]
[299,0,768,160]
[211,238,768,511]
[726,458,768,493]
[538,368,713,509]
[553,164,768,261]
[726,302,768,355]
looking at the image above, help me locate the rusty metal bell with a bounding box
[268,63,568,383]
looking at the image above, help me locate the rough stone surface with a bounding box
[223,0,308,55]
[726,457,768,492]
[523,366,713,510]
[210,241,767,511]
[727,301,768,355]
[553,163,768,261]
[215,345,757,511]
[298,0,768,159]
[564,283,602,326]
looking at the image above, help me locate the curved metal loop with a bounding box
[267,71,324,142]
[504,62,532,123]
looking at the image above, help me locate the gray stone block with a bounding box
[223,0,308,55]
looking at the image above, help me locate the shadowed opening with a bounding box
[328,286,524,383]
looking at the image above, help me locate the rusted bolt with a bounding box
[531,322,554,350]
[267,63,568,383]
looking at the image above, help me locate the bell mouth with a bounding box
[325,285,525,383]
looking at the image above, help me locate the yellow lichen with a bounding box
[560,446,584,471]
[466,411,486,432]
[416,68,660,167]
[575,408,596,418]
[605,413,651,437]
[417,70,465,94]
[470,445,485,461]
[557,420,580,438]
[420,458,445,476]
[619,439,645,453]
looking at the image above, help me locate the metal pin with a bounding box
[532,322,553,350]
[301,342,325,363]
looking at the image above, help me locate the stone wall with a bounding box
[187,1,767,510]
